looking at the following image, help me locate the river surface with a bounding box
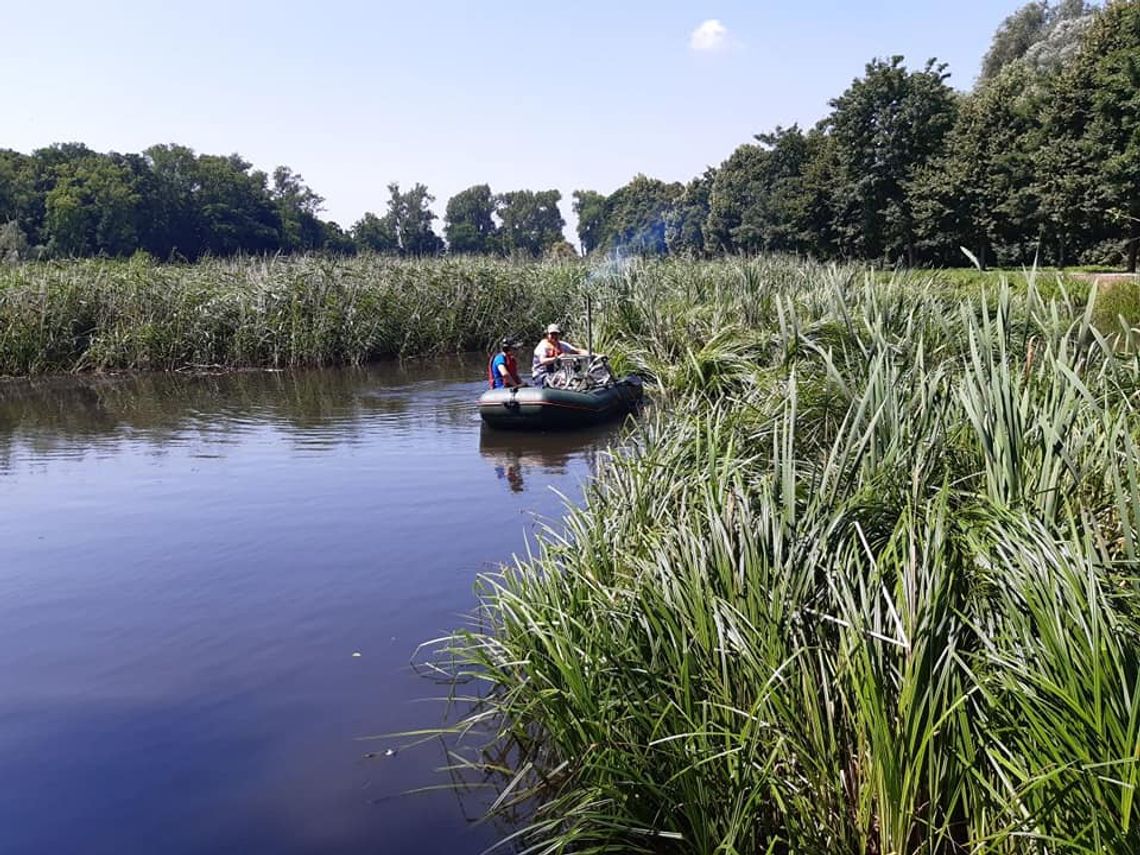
[0,359,621,855]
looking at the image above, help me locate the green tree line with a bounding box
[0,144,574,262]
[579,0,1138,271]
[2,1,1137,269]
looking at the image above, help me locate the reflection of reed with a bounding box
[0,357,486,469]
[403,641,539,852]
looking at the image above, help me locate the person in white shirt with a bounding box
[531,323,585,387]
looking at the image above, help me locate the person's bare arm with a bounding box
[497,363,521,387]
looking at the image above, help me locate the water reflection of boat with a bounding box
[478,423,616,493]
[477,356,642,430]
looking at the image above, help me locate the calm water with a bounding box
[0,359,619,855]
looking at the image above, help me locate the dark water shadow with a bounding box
[477,422,622,494]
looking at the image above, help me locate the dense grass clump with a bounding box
[422,261,1140,853]
[1091,276,1140,351]
[0,254,588,374]
[0,254,1106,377]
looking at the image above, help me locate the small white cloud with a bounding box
[689,19,729,52]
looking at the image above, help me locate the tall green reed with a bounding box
[0,254,587,374]
[424,266,1140,853]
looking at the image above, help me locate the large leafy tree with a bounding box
[795,129,844,260]
[139,145,283,258]
[193,154,281,255]
[912,63,1044,267]
[31,142,96,171]
[0,150,43,248]
[444,184,497,254]
[1033,1,1139,267]
[980,1,1095,83]
[826,56,957,264]
[352,184,443,256]
[320,220,357,255]
[706,127,815,255]
[1082,0,1140,270]
[271,166,326,252]
[109,151,166,256]
[1020,1,1097,79]
[27,144,101,252]
[143,144,206,259]
[572,190,609,255]
[495,189,564,257]
[351,211,398,253]
[705,144,767,253]
[600,175,681,255]
[382,182,443,256]
[980,1,1052,81]
[666,168,716,257]
[3,141,363,259]
[43,154,140,257]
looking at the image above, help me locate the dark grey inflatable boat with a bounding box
[478,355,643,430]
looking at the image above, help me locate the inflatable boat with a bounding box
[479,355,643,430]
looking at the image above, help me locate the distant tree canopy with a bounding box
[444,184,497,254]
[827,57,958,265]
[705,127,821,256]
[0,143,345,261]
[980,0,1096,82]
[349,183,445,257]
[441,186,566,257]
[572,1,1135,270]
[495,189,565,257]
[603,176,683,256]
[665,169,715,257]
[3,1,1136,269]
[572,190,609,256]
[911,63,1043,267]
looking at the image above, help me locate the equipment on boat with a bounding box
[478,354,643,430]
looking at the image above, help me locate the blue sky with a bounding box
[2,1,1018,237]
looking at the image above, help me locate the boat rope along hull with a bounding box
[478,378,643,430]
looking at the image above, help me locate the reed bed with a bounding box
[0,254,587,374]
[419,260,1140,853]
[1,255,1105,377]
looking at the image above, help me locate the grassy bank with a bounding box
[2,254,1128,376]
[422,260,1140,853]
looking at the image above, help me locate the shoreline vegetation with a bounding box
[5,252,1139,849]
[0,254,583,376]
[405,255,1140,852]
[0,254,1135,378]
